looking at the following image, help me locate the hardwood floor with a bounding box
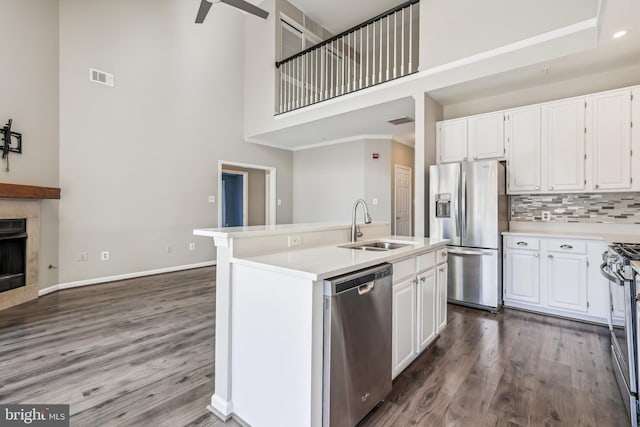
[0,267,628,426]
[362,305,628,427]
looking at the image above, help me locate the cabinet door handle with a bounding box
[516,241,528,246]
[534,253,539,258]
[535,186,539,190]
[439,268,445,272]
[560,244,573,250]
[548,255,554,259]
[548,186,554,190]
[441,251,447,257]
[413,278,419,285]
[594,184,599,189]
[420,276,426,283]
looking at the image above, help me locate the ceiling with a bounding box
[287,0,406,34]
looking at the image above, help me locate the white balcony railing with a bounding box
[275,0,419,114]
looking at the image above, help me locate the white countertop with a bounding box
[231,236,450,281]
[194,222,388,239]
[504,221,640,244]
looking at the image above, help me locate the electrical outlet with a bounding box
[189,243,196,252]
[208,195,216,203]
[541,211,551,221]
[288,236,302,247]
[77,252,88,262]
[277,199,282,206]
[100,251,110,261]
[372,198,378,206]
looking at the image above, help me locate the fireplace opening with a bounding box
[0,218,27,293]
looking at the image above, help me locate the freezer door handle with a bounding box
[448,248,494,256]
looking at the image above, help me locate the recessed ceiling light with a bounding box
[613,29,629,39]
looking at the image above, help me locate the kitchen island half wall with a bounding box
[194,223,448,427]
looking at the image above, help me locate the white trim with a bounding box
[218,161,277,227]
[38,261,216,296]
[221,169,249,227]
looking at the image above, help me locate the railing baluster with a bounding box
[359,29,363,89]
[378,19,382,84]
[409,4,413,73]
[372,23,376,84]
[366,24,370,87]
[352,31,356,92]
[393,12,397,79]
[386,16,390,81]
[341,36,345,95]
[401,7,405,76]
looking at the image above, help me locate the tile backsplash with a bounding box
[511,193,640,224]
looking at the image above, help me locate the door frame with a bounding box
[218,160,277,228]
[221,169,249,227]
[394,164,413,236]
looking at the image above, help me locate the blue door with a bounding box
[221,173,244,227]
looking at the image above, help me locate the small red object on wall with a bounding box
[372,153,379,159]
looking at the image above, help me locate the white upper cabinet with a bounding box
[506,106,541,193]
[437,119,468,163]
[543,97,586,192]
[586,89,632,191]
[468,111,505,160]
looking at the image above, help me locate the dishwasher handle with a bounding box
[358,282,374,295]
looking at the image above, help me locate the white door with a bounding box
[394,165,412,236]
[468,111,505,160]
[543,97,586,192]
[436,264,448,332]
[392,277,416,378]
[437,119,468,163]
[504,250,541,304]
[547,253,588,313]
[506,106,542,193]
[586,89,632,191]
[417,269,436,352]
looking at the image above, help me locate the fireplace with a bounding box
[0,218,27,293]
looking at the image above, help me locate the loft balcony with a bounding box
[275,0,419,113]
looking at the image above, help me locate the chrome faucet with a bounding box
[351,199,372,242]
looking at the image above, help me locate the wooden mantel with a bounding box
[0,183,60,199]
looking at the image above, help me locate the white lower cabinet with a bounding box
[503,235,608,323]
[392,277,416,376]
[392,248,447,379]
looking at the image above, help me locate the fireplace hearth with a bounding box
[0,218,27,293]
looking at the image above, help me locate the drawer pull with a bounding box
[516,241,528,246]
[548,254,554,259]
[560,244,573,250]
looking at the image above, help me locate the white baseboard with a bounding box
[38,261,216,296]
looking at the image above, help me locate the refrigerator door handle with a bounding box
[461,170,467,239]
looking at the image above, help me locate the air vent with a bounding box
[387,116,414,125]
[89,68,114,87]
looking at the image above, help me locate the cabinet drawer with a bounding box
[505,236,540,250]
[393,258,416,283]
[417,252,436,272]
[547,239,587,254]
[436,248,448,265]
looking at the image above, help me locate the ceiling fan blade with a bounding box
[220,0,269,19]
[195,0,213,23]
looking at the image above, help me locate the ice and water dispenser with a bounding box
[435,194,451,218]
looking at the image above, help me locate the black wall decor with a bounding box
[0,119,23,172]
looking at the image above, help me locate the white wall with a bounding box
[0,0,60,289]
[293,139,391,223]
[419,0,599,70]
[58,0,293,284]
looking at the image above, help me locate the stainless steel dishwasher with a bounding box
[323,263,392,427]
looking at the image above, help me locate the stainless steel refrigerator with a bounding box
[429,160,508,312]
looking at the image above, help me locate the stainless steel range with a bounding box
[602,242,640,426]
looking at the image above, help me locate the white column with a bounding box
[209,238,234,420]
[413,93,426,238]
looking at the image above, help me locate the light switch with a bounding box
[209,195,216,203]
[372,198,378,205]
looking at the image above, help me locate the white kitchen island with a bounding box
[194,222,449,427]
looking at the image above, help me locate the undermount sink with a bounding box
[339,240,415,252]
